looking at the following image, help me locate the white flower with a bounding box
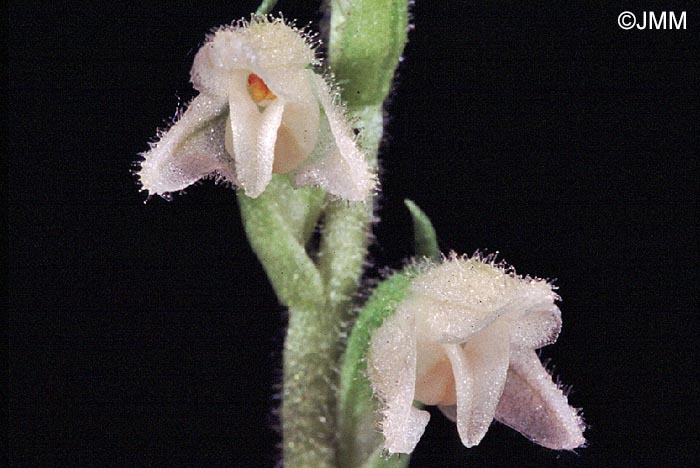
[137,17,374,201]
[368,253,586,454]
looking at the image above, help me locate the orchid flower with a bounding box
[368,253,586,454]
[137,17,375,201]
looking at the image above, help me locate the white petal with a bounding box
[412,293,501,344]
[495,349,586,450]
[254,98,285,189]
[190,19,316,96]
[241,19,316,69]
[411,257,558,343]
[368,305,430,454]
[414,338,455,405]
[383,405,430,455]
[507,305,562,349]
[279,97,320,157]
[294,73,375,201]
[246,68,319,175]
[443,319,510,448]
[258,68,317,103]
[138,94,232,196]
[265,70,321,173]
[226,73,284,198]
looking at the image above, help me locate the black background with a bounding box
[7,1,699,466]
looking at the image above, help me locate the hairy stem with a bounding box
[241,2,408,468]
[282,305,338,468]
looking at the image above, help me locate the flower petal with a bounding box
[293,74,375,201]
[190,19,317,97]
[412,293,501,344]
[138,94,232,196]
[411,257,559,343]
[508,305,562,349]
[369,305,430,454]
[495,349,586,450]
[443,319,510,448]
[266,70,321,174]
[414,338,455,405]
[258,68,317,103]
[226,73,284,198]
[255,98,285,185]
[279,86,319,155]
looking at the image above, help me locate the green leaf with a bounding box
[338,272,413,468]
[404,199,440,261]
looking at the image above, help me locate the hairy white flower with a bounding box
[138,17,374,201]
[368,253,586,454]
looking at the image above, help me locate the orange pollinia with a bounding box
[247,73,277,103]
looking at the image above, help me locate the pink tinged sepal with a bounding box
[138,95,234,196]
[495,348,586,450]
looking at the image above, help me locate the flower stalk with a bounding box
[236,2,409,468]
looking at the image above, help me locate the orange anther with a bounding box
[247,73,277,103]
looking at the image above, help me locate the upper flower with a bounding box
[368,253,586,454]
[138,17,375,201]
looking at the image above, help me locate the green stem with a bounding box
[282,306,338,468]
[314,105,379,468]
[242,2,408,467]
[327,1,409,465]
[238,176,335,467]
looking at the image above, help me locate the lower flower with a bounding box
[368,253,586,454]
